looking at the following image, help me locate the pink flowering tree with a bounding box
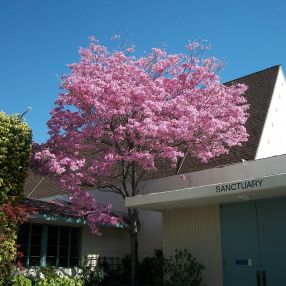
[33,36,248,284]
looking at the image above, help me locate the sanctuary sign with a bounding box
[215,178,263,193]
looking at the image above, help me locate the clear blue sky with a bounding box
[1,0,286,143]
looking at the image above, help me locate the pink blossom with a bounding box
[126,46,135,53]
[31,37,249,235]
[186,42,200,51]
[111,34,121,40]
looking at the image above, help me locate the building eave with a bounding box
[126,154,286,211]
[126,173,286,211]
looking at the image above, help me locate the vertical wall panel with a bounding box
[163,205,223,286]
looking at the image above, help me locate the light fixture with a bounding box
[236,195,251,200]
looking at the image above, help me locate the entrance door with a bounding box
[221,197,286,286]
[256,198,286,285]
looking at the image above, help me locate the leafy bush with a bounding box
[34,276,83,286]
[12,274,32,286]
[0,112,32,285]
[139,250,164,286]
[12,268,84,286]
[78,263,105,286]
[118,254,132,283]
[164,249,205,286]
[0,112,32,204]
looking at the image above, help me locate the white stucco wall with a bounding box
[256,66,286,159]
[80,226,129,258]
[47,188,163,260]
[93,190,163,260]
[137,209,163,259]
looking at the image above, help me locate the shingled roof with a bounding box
[142,64,280,180]
[24,65,280,198]
[24,171,67,199]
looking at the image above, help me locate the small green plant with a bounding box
[5,268,84,286]
[78,262,105,286]
[12,274,32,286]
[37,266,60,282]
[139,250,164,286]
[34,276,83,286]
[164,249,205,286]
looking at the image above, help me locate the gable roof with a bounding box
[24,65,280,198]
[24,171,67,199]
[144,64,280,179]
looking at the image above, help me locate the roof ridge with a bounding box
[224,64,280,84]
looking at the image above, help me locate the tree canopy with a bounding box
[32,37,249,285]
[33,37,248,204]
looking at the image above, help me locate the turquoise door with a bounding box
[221,197,286,286]
[256,198,286,285]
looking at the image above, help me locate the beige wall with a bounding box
[80,226,130,259]
[163,205,223,286]
[138,210,163,259]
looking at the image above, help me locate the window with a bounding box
[17,223,42,266]
[46,225,80,267]
[17,223,80,267]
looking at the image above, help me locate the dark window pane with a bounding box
[71,228,79,236]
[29,257,40,266]
[59,257,68,267]
[70,247,78,257]
[31,224,42,234]
[48,226,58,235]
[30,234,41,245]
[59,234,69,246]
[30,245,41,256]
[71,235,79,247]
[59,247,68,257]
[60,226,69,236]
[48,226,59,246]
[70,257,79,267]
[47,236,58,246]
[47,246,57,256]
[46,257,57,266]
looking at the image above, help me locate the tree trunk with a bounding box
[129,208,139,286]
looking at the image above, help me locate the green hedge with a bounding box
[0,112,32,204]
[0,112,32,284]
[12,273,83,286]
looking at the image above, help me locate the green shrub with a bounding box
[36,267,58,281]
[0,112,32,285]
[164,249,205,286]
[0,112,32,204]
[77,262,105,286]
[34,276,83,286]
[104,254,133,283]
[27,267,83,286]
[12,274,32,286]
[139,250,164,286]
[11,267,84,286]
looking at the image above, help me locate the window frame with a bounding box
[17,223,80,268]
